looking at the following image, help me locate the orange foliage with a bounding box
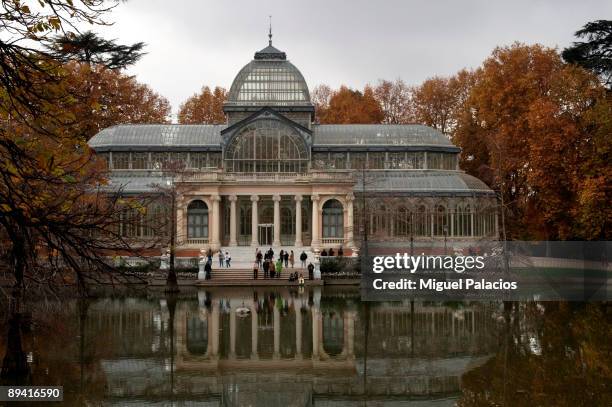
[177,86,227,124]
[317,85,384,124]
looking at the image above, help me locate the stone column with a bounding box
[251,195,259,247]
[346,194,355,249]
[273,194,281,247]
[229,195,238,246]
[294,195,303,247]
[273,305,280,359]
[176,195,185,244]
[211,195,221,248]
[311,194,321,251]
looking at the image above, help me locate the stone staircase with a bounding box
[203,246,316,283]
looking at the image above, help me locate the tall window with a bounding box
[224,119,309,173]
[454,204,472,237]
[281,207,294,235]
[187,200,208,239]
[322,199,344,238]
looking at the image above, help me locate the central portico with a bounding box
[176,180,356,252]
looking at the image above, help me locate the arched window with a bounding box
[224,119,309,173]
[394,206,411,236]
[187,200,208,239]
[433,205,449,236]
[414,205,430,236]
[322,199,344,238]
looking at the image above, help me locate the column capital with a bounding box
[311,194,321,202]
[228,194,238,202]
[273,194,282,202]
[294,194,303,202]
[346,193,355,202]
[211,194,221,202]
[250,194,259,202]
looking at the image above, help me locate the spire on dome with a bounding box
[254,17,286,60]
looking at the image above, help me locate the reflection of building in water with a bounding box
[85,289,498,405]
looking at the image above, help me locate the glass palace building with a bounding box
[89,40,498,254]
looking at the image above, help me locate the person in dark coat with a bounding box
[204,261,212,280]
[320,249,327,256]
[338,246,344,256]
[283,251,289,267]
[329,248,335,256]
[300,251,307,268]
[307,263,314,280]
[263,259,270,279]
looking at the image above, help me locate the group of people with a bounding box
[252,248,315,283]
[319,247,343,257]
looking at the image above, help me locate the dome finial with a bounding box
[268,15,272,46]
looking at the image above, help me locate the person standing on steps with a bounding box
[269,259,276,278]
[263,258,270,279]
[300,251,307,268]
[218,250,225,268]
[256,249,263,267]
[276,258,283,279]
[253,260,259,280]
[289,250,295,269]
[283,251,289,268]
[225,250,231,268]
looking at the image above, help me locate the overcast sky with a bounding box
[96,0,611,120]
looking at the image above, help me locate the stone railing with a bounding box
[321,237,346,245]
[186,238,209,245]
[180,170,354,184]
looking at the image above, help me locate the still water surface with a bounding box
[0,286,610,406]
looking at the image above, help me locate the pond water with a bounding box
[0,286,610,406]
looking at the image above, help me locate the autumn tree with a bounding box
[373,79,412,124]
[317,85,384,124]
[410,71,474,135]
[178,86,226,124]
[64,63,171,139]
[453,43,611,239]
[0,1,161,296]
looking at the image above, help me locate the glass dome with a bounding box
[226,44,311,107]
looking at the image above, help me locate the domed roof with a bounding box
[226,41,311,107]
